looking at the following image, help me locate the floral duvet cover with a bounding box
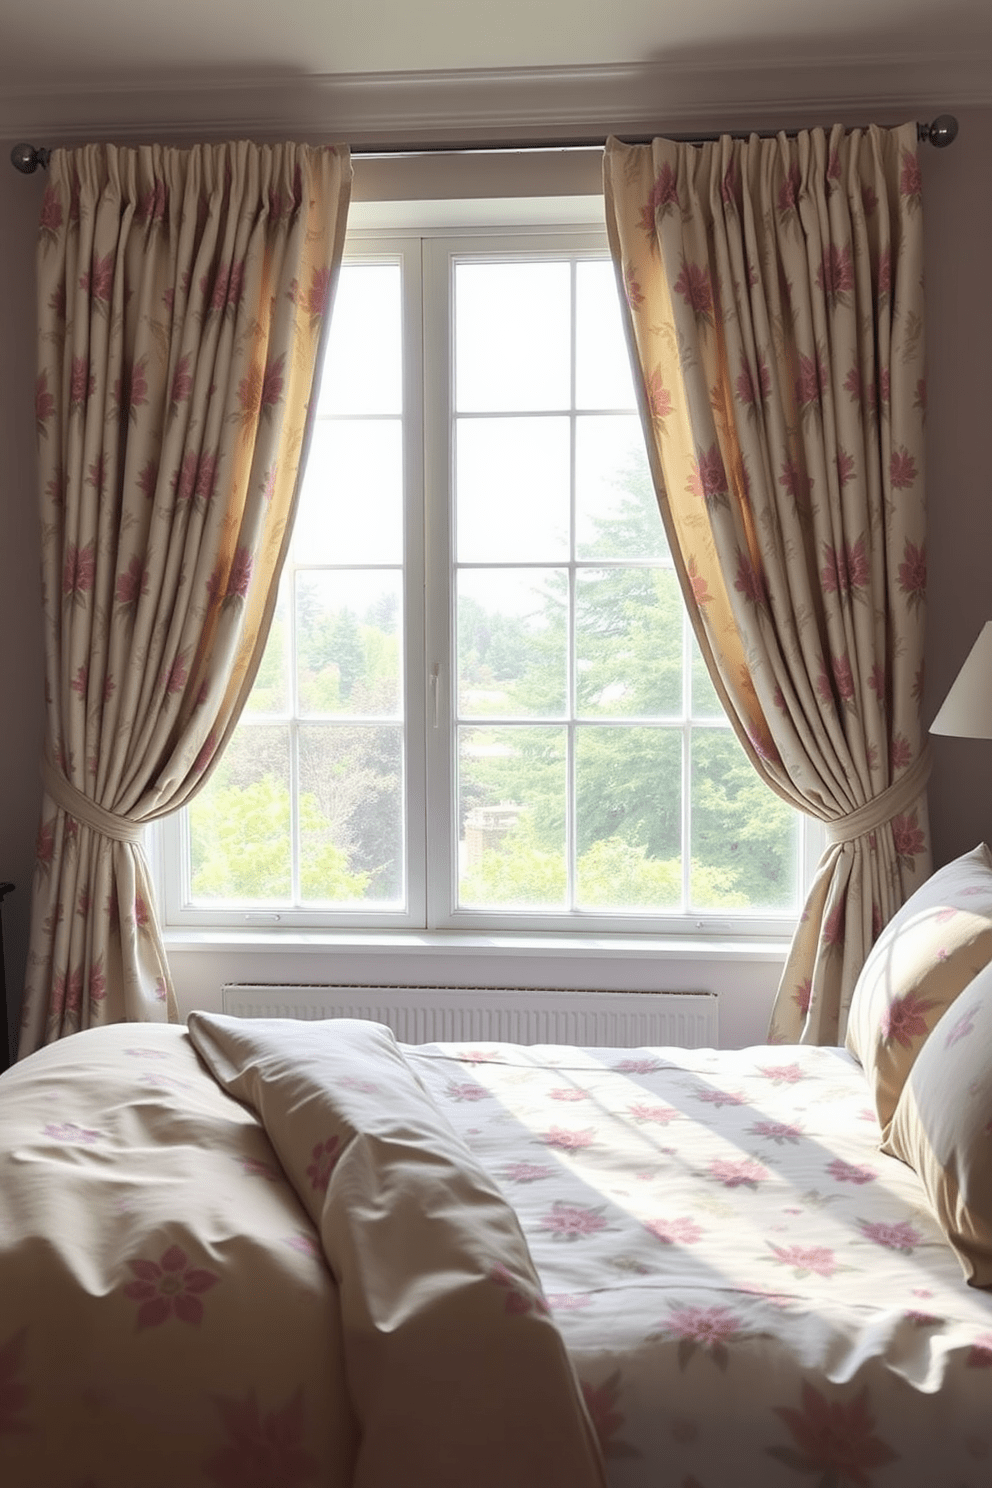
[402,1038,992,1488]
[2,1019,991,1488]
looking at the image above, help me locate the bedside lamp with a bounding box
[930,622,992,739]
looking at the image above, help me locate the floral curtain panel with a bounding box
[603,124,930,1044]
[20,141,351,1055]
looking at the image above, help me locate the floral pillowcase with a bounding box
[883,957,992,1287]
[845,843,992,1137]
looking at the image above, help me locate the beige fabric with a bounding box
[21,141,351,1055]
[846,843,992,1135]
[603,124,931,1046]
[884,958,992,1287]
[186,1013,607,1488]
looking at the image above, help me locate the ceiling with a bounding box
[2,0,990,144]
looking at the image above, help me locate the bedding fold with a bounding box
[187,1011,607,1488]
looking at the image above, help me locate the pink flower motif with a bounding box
[889,447,918,490]
[580,1371,635,1459]
[81,252,114,302]
[115,556,148,607]
[539,1126,594,1151]
[39,184,63,233]
[546,1293,592,1311]
[624,264,643,309]
[169,353,193,407]
[673,259,714,322]
[260,354,285,412]
[645,367,673,421]
[817,244,855,302]
[44,1120,102,1144]
[735,353,771,408]
[695,443,730,506]
[36,817,56,868]
[858,1218,923,1253]
[778,455,807,501]
[792,978,812,1017]
[795,351,825,411]
[537,1201,610,1240]
[827,1158,876,1185]
[225,546,254,602]
[549,1087,590,1102]
[862,184,879,216]
[162,650,189,697]
[686,554,713,606]
[68,355,94,411]
[758,1062,805,1084]
[639,162,679,232]
[241,1156,282,1182]
[301,265,333,319]
[173,451,199,505]
[695,1087,748,1108]
[768,1243,838,1278]
[750,1120,803,1144]
[667,1303,742,1366]
[644,1216,703,1246]
[707,1157,768,1188]
[843,364,863,403]
[237,362,263,424]
[305,1136,341,1192]
[820,534,869,596]
[69,663,88,697]
[499,1161,557,1183]
[835,447,856,489]
[897,539,926,608]
[914,377,927,416]
[205,1388,319,1488]
[945,1005,978,1048]
[771,1383,898,1481]
[900,149,922,201]
[283,1234,322,1260]
[966,1333,992,1368]
[733,548,765,608]
[0,1328,29,1435]
[777,165,801,213]
[62,545,95,602]
[890,734,913,772]
[193,730,219,778]
[134,894,150,929]
[612,1057,666,1074]
[891,810,925,864]
[124,1244,219,1328]
[628,1102,681,1125]
[444,1081,490,1101]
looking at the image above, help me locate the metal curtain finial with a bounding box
[918,114,959,148]
[10,143,51,174]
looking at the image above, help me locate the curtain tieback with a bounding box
[824,744,932,847]
[41,757,145,845]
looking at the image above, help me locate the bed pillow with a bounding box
[845,842,992,1135]
[882,958,992,1286]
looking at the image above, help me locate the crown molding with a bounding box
[2,54,989,149]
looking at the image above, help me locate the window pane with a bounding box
[188,726,291,902]
[317,262,402,416]
[575,259,637,409]
[455,261,571,412]
[690,727,799,910]
[296,571,402,717]
[458,568,566,719]
[298,723,404,905]
[245,591,289,716]
[575,415,665,562]
[293,419,402,565]
[691,635,725,720]
[458,726,566,908]
[456,416,570,563]
[575,726,682,908]
[576,568,684,718]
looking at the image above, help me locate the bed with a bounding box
[3,845,992,1488]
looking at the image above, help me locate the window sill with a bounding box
[162,925,791,962]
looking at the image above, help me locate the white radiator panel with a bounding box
[220,984,718,1049]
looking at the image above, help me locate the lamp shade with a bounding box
[930,622,992,739]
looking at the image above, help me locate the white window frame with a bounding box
[155,185,823,944]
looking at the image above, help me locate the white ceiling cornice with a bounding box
[2,55,989,150]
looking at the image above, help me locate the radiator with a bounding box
[220,984,719,1049]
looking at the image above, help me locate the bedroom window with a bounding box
[160,211,813,936]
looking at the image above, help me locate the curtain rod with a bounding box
[9,114,959,174]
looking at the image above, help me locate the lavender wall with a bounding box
[0,106,989,1052]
